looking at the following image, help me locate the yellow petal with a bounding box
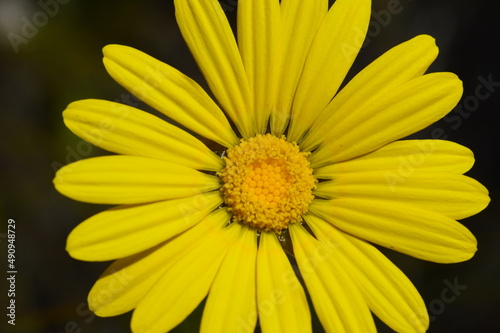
[290,224,376,332]
[201,225,258,333]
[301,34,439,151]
[88,208,231,317]
[102,44,238,147]
[131,220,240,333]
[63,99,223,171]
[309,198,478,263]
[54,156,220,204]
[238,0,281,134]
[67,191,223,261]
[174,0,254,138]
[257,232,312,333]
[88,245,164,317]
[287,0,370,143]
[271,0,328,136]
[314,172,489,220]
[314,140,475,179]
[310,72,463,166]
[305,214,429,333]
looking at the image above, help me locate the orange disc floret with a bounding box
[217,134,317,233]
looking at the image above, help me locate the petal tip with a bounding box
[102,44,125,57]
[414,33,436,45]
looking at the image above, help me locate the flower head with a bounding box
[54,0,489,332]
[218,134,316,233]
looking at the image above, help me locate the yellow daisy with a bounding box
[54,0,490,332]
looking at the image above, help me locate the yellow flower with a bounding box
[54,0,489,332]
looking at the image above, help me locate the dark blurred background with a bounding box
[0,0,499,332]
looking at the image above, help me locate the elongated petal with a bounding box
[131,221,240,333]
[67,191,223,261]
[290,224,376,332]
[304,214,429,333]
[54,156,220,204]
[310,72,463,166]
[257,232,312,333]
[271,0,328,136]
[88,245,164,317]
[301,35,439,151]
[309,198,478,263]
[314,172,489,220]
[314,140,475,179]
[238,0,281,134]
[63,99,223,171]
[102,44,238,147]
[201,225,257,333]
[88,208,231,317]
[174,0,254,138]
[287,0,370,143]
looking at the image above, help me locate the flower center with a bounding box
[218,134,317,233]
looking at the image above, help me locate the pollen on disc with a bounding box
[218,134,317,233]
